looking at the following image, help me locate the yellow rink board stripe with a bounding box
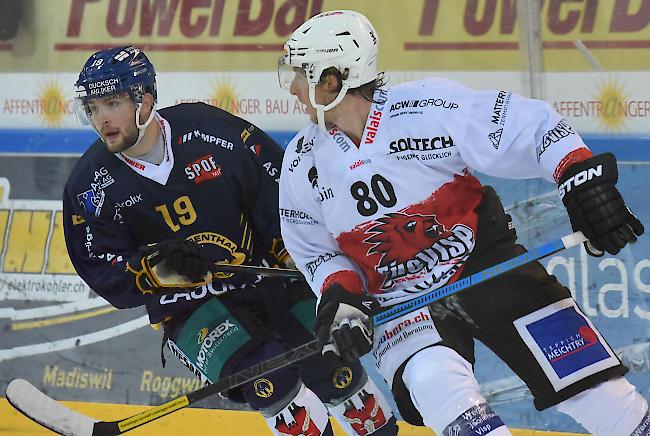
[11,307,117,331]
[0,399,587,435]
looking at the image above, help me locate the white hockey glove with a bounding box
[126,240,214,294]
[559,153,644,256]
[315,284,378,362]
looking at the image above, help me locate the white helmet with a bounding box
[279,10,379,129]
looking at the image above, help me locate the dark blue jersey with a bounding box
[63,103,284,325]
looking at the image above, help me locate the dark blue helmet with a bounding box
[75,46,157,105]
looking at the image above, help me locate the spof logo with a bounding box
[184,154,222,184]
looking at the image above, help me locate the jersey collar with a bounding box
[116,113,174,185]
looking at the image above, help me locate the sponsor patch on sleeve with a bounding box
[514,298,619,391]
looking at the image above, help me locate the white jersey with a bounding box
[279,77,588,307]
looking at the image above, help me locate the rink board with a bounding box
[0,398,586,436]
[0,132,647,435]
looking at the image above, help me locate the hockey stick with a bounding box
[6,231,585,435]
[372,230,587,326]
[5,339,321,436]
[210,262,303,279]
[147,262,304,292]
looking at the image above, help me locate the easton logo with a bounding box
[184,154,222,184]
[364,212,474,289]
[558,164,602,199]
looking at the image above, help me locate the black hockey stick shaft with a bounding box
[10,232,585,435]
[101,232,586,434]
[92,340,320,435]
[210,262,304,279]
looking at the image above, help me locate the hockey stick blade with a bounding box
[6,340,321,436]
[6,378,97,435]
[210,262,304,279]
[373,231,587,326]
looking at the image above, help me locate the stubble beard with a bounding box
[104,128,139,154]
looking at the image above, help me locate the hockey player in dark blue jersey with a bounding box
[63,46,398,436]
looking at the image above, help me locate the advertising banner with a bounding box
[2,71,650,134]
[1,0,649,72]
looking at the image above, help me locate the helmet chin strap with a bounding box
[131,102,157,149]
[93,102,157,149]
[309,84,349,132]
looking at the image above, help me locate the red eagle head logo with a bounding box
[275,403,321,436]
[342,390,388,435]
[364,212,448,265]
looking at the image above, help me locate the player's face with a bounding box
[289,69,335,124]
[86,93,139,153]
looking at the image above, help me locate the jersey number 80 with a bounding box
[350,174,397,217]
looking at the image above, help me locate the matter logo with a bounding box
[490,90,511,126]
[488,128,502,149]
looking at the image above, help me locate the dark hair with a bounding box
[319,67,387,103]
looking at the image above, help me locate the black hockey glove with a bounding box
[558,153,644,256]
[126,239,214,294]
[315,283,379,363]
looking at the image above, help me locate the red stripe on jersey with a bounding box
[321,271,364,295]
[554,148,593,182]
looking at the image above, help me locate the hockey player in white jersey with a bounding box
[277,10,649,436]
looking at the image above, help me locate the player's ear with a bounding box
[142,93,154,112]
[138,93,155,122]
[319,72,340,93]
